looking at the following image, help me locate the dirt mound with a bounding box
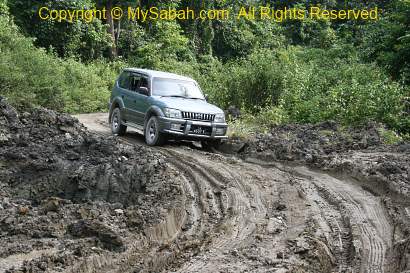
[0,99,176,205]
[241,121,410,197]
[2,101,409,272]
[243,122,410,198]
[0,99,184,272]
[242,121,385,161]
[240,121,410,269]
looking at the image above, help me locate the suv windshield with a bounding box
[152,78,205,99]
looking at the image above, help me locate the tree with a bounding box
[362,0,410,83]
[9,0,112,61]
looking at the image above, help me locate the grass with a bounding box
[377,127,403,145]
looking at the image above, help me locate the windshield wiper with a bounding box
[161,95,186,98]
[160,95,204,100]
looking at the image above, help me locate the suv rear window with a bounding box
[118,72,149,93]
[118,72,131,89]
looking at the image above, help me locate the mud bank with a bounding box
[77,112,410,273]
[2,104,410,273]
[0,100,184,272]
[239,121,410,272]
[240,122,410,199]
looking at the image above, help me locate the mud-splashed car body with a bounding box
[108,68,228,146]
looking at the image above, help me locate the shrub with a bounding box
[0,15,123,114]
[377,127,403,145]
[279,46,409,133]
[186,45,409,134]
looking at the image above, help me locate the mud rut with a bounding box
[73,114,395,273]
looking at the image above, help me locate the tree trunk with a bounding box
[116,19,121,47]
[106,0,117,59]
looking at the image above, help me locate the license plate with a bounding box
[193,127,206,134]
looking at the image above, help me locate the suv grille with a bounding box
[182,112,215,122]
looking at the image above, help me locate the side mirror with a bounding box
[204,94,209,101]
[138,87,149,96]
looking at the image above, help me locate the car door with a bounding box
[123,74,143,124]
[117,71,132,121]
[134,75,151,125]
[127,73,153,125]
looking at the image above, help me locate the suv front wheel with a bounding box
[145,116,166,146]
[111,108,127,136]
[201,139,221,150]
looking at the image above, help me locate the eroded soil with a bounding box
[1,105,409,273]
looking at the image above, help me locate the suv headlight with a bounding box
[164,108,182,119]
[214,113,225,123]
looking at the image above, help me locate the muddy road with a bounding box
[69,113,409,273]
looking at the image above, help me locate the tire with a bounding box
[145,116,166,146]
[201,139,221,150]
[111,108,127,136]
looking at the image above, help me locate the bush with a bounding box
[361,0,410,84]
[377,127,403,145]
[1,3,407,136]
[9,0,112,61]
[228,106,288,139]
[178,45,408,134]
[61,59,124,113]
[128,21,194,69]
[279,46,409,133]
[0,15,122,114]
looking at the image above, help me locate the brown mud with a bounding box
[1,105,409,273]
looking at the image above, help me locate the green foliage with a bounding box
[227,118,260,139]
[278,46,408,133]
[1,0,409,136]
[228,106,288,139]
[128,21,194,68]
[377,127,403,144]
[61,59,123,113]
[362,0,410,83]
[9,0,112,61]
[213,19,285,60]
[117,22,145,59]
[193,46,408,133]
[223,49,285,110]
[283,14,337,48]
[0,15,122,113]
[0,0,8,15]
[124,42,408,134]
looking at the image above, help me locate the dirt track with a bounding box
[71,113,409,273]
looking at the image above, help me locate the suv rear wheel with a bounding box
[145,116,166,146]
[111,108,127,136]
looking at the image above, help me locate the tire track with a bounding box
[165,150,248,272]
[293,166,392,273]
[75,113,396,273]
[163,148,272,273]
[297,178,355,272]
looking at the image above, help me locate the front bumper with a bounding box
[158,117,228,139]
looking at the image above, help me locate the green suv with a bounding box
[108,68,228,146]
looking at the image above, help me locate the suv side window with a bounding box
[129,74,141,92]
[139,77,149,90]
[118,71,131,89]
